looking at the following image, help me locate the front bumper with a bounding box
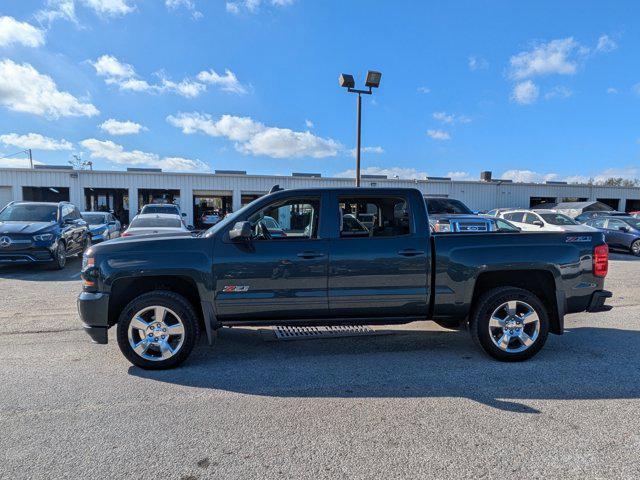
[77,291,110,344]
[586,290,613,313]
[0,247,55,264]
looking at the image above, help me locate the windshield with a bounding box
[142,205,179,215]
[540,213,579,225]
[83,213,107,225]
[130,217,182,228]
[426,198,473,215]
[0,204,57,222]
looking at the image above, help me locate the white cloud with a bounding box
[92,54,135,78]
[417,86,431,94]
[432,111,454,124]
[349,146,385,158]
[80,138,209,172]
[0,157,44,168]
[335,166,427,180]
[446,171,471,180]
[501,169,559,183]
[426,129,451,140]
[304,119,314,129]
[226,0,295,14]
[509,38,585,80]
[544,85,572,100]
[468,55,489,71]
[99,119,147,135]
[92,55,245,98]
[0,16,45,48]
[0,133,73,151]
[196,69,247,94]
[166,0,203,19]
[432,111,471,125]
[0,59,99,118]
[596,34,617,53]
[167,112,341,159]
[511,80,539,105]
[606,87,618,94]
[36,0,78,25]
[82,0,136,17]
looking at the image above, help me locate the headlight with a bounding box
[82,252,94,271]
[33,233,53,242]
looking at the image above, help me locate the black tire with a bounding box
[48,242,67,270]
[631,240,640,257]
[469,287,549,362]
[116,290,199,370]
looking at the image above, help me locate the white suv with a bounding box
[498,209,596,232]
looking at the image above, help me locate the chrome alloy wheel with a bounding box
[488,300,540,353]
[127,306,185,361]
[632,240,640,256]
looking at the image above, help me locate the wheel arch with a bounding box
[472,269,562,334]
[108,275,204,331]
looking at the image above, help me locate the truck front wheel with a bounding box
[469,287,549,361]
[116,290,200,369]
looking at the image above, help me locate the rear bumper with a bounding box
[77,291,110,344]
[586,290,613,313]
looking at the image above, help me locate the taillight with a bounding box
[121,232,131,237]
[594,244,608,277]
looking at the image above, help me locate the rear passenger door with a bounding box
[327,193,430,318]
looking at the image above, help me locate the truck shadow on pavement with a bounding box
[130,325,640,414]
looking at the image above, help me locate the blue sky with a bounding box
[0,0,638,183]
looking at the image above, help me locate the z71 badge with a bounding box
[565,236,592,243]
[222,285,250,292]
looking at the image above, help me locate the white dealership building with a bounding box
[1,166,639,226]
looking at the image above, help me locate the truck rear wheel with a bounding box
[116,290,200,369]
[469,287,549,361]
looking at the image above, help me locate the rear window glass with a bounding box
[130,217,181,228]
[83,213,107,225]
[426,198,472,215]
[141,205,179,215]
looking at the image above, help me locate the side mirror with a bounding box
[619,226,629,232]
[108,221,116,226]
[229,221,252,241]
[532,220,544,227]
[182,212,187,217]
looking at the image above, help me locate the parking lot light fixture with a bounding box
[339,70,382,187]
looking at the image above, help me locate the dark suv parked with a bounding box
[0,201,90,269]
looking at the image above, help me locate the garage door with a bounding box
[0,186,12,210]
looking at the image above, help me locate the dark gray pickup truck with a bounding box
[78,187,612,369]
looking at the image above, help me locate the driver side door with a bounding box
[213,195,329,321]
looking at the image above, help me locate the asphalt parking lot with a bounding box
[1,254,640,479]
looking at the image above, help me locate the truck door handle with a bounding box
[297,251,326,259]
[398,249,424,257]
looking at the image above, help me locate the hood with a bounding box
[0,221,56,235]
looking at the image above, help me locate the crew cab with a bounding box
[78,188,612,369]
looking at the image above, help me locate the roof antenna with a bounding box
[269,184,284,193]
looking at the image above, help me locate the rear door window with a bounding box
[338,196,411,238]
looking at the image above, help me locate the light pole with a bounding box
[339,70,382,186]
